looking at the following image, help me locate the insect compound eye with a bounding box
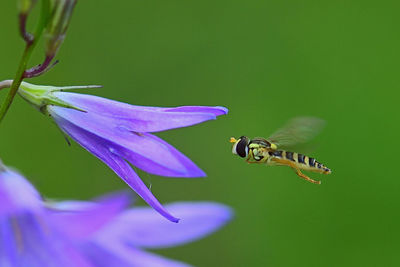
[236,136,249,158]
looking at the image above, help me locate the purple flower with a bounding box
[0,166,233,266]
[53,200,233,267]
[0,166,92,266]
[17,82,228,222]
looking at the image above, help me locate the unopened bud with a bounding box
[18,0,38,44]
[17,0,37,15]
[44,0,77,57]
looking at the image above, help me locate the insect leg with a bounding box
[270,157,321,185]
[245,150,257,163]
[293,168,321,185]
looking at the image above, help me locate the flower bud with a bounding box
[44,0,77,57]
[17,0,37,44]
[18,0,37,14]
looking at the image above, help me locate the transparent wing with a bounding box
[267,117,325,149]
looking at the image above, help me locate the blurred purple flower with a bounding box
[52,199,232,267]
[0,166,91,266]
[17,82,228,222]
[0,166,233,267]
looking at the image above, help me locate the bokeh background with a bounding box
[1,1,400,266]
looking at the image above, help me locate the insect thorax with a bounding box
[249,138,273,148]
[248,143,270,162]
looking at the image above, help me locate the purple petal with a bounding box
[47,114,179,222]
[49,106,205,177]
[116,133,206,177]
[163,106,228,116]
[53,92,228,132]
[0,168,92,266]
[49,192,131,240]
[0,218,18,266]
[98,202,233,249]
[100,155,179,222]
[0,168,42,216]
[81,242,190,267]
[0,214,91,267]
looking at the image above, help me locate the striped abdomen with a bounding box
[268,150,331,174]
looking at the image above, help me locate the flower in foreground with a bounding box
[0,165,233,266]
[17,81,228,222]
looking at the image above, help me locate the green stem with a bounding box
[0,80,13,90]
[0,0,49,125]
[0,46,34,123]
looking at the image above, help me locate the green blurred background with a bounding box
[1,1,400,266]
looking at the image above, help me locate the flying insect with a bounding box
[230,117,331,184]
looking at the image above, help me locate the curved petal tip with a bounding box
[214,106,229,116]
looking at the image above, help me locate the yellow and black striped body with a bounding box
[265,150,331,174]
[247,139,331,174]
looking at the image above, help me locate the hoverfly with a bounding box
[230,117,331,184]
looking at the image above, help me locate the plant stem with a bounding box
[0,0,49,125]
[0,45,34,124]
[0,80,13,91]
